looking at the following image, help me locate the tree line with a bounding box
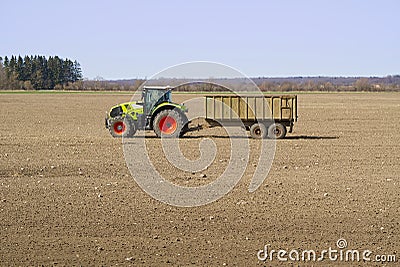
[145,77,400,92]
[253,76,400,92]
[0,55,82,90]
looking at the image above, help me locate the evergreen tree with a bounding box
[9,56,17,75]
[73,60,82,81]
[24,55,32,81]
[3,56,9,68]
[16,55,25,81]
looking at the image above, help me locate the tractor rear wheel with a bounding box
[109,116,136,138]
[250,123,267,139]
[153,109,184,138]
[267,123,287,139]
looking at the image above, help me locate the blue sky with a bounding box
[1,0,399,79]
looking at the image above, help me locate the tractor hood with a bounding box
[108,101,144,118]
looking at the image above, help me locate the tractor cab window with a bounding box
[144,89,171,115]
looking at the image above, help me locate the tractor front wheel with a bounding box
[153,110,184,138]
[109,116,137,138]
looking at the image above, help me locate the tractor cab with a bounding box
[142,86,172,116]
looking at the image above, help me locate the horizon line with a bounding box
[93,74,400,81]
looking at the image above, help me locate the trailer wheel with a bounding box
[109,116,136,138]
[267,123,287,139]
[250,123,267,139]
[153,109,184,138]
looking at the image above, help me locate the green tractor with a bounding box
[105,86,188,138]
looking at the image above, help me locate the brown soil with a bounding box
[0,92,399,266]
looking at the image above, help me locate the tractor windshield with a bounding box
[144,89,171,115]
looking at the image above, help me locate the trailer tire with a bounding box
[250,123,267,139]
[153,109,184,138]
[109,116,137,138]
[267,123,287,139]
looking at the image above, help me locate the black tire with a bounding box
[267,123,287,139]
[109,116,137,138]
[153,109,184,138]
[250,123,267,139]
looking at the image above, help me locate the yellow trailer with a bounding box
[205,95,298,139]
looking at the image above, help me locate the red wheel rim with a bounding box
[159,116,177,135]
[113,121,126,135]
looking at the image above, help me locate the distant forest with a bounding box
[1,55,400,91]
[0,55,82,90]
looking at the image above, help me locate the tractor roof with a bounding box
[143,86,172,90]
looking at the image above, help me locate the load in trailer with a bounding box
[105,86,298,139]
